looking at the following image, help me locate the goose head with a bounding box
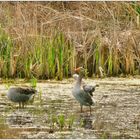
[74,67,86,78]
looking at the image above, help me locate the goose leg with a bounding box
[89,106,92,115]
[19,102,21,108]
[80,105,83,113]
[22,102,24,108]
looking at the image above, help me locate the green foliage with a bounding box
[131,2,140,15]
[101,131,110,139]
[108,51,113,75]
[0,28,139,79]
[57,113,65,130]
[47,113,76,132]
[4,83,11,90]
[30,77,37,88]
[0,31,76,79]
[0,26,13,78]
[67,115,75,130]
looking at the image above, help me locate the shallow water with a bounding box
[0,77,140,138]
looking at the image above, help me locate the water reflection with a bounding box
[7,111,33,126]
[78,114,95,129]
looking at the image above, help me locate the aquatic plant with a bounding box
[30,77,37,89]
[47,113,58,133]
[66,115,75,130]
[50,114,57,132]
[4,83,11,90]
[0,26,13,78]
[79,118,84,128]
[57,114,65,131]
[100,131,110,139]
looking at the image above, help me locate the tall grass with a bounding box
[0,2,140,79]
[0,26,13,78]
[0,30,75,79]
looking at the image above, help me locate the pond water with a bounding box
[0,77,140,139]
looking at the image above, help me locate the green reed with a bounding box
[0,26,13,78]
[108,49,113,75]
[0,31,75,79]
[0,27,140,79]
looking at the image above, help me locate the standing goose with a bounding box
[72,67,95,114]
[7,87,37,108]
[73,74,99,96]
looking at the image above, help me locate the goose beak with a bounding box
[74,67,82,72]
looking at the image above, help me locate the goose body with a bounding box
[73,73,98,96]
[72,77,94,106]
[7,87,36,108]
[83,85,96,96]
[72,67,95,114]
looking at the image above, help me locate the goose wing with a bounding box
[83,85,96,96]
[79,89,93,105]
[17,87,36,95]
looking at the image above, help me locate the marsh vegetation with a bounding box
[0,1,140,139]
[0,2,140,79]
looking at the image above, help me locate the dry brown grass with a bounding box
[0,2,140,78]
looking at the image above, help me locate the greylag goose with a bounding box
[7,87,37,108]
[72,67,95,114]
[73,73,99,96]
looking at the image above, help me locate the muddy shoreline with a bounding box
[0,77,140,138]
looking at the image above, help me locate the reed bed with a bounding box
[0,2,140,79]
